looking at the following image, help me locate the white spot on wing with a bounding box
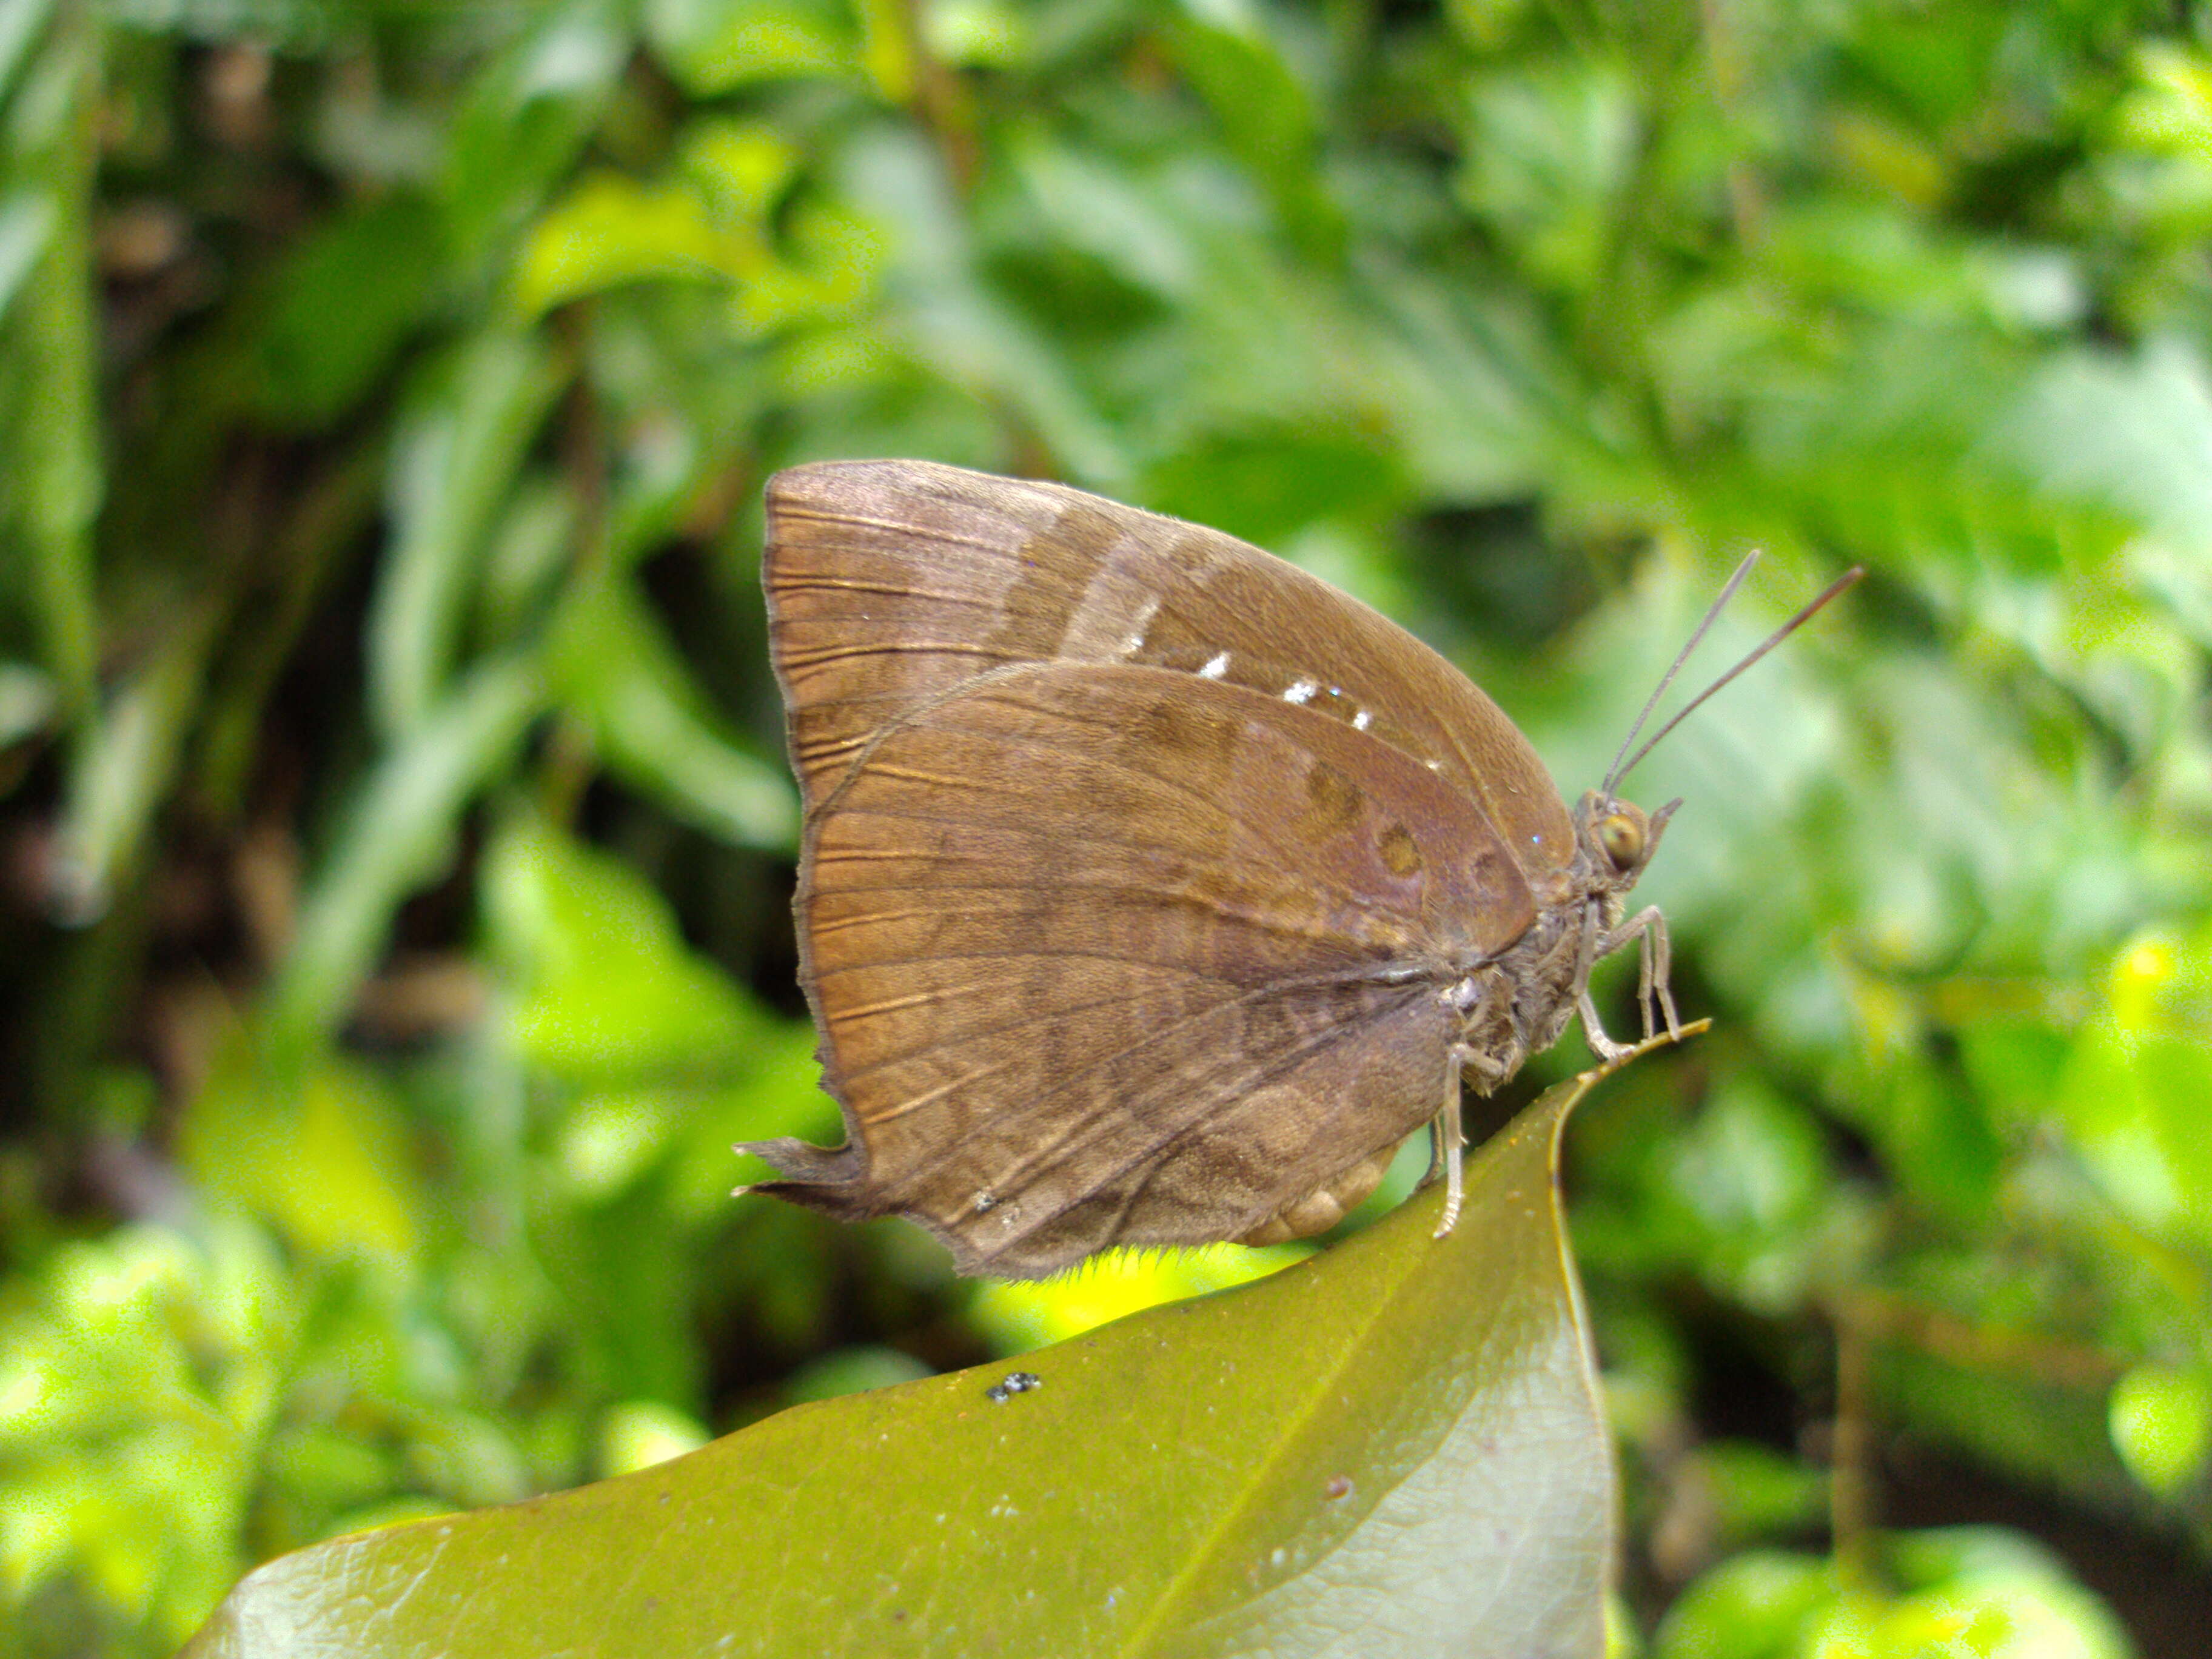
[1284,679,1318,705]
[1198,652,1229,680]
[1352,709,1372,731]
[1058,526,1164,660]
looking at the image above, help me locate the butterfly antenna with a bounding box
[1609,564,1865,791]
[1601,550,1763,795]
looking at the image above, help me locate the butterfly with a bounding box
[736,461,1854,1277]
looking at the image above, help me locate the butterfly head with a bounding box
[1573,790,1679,894]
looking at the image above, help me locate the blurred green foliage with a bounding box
[1,0,2210,1654]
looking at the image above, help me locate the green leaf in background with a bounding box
[181,1037,424,1263]
[483,816,830,1236]
[0,186,54,323]
[256,192,446,429]
[368,332,563,742]
[514,173,731,317]
[0,1221,293,1657]
[0,0,56,107]
[268,652,546,1050]
[1457,61,1641,297]
[438,3,628,269]
[515,116,843,335]
[184,1075,1614,1659]
[643,0,858,96]
[2056,921,2212,1251]
[842,128,1132,489]
[0,658,53,745]
[1,3,99,720]
[1685,1442,1831,1552]
[1167,10,1338,260]
[546,574,799,851]
[595,1398,711,1476]
[48,606,218,921]
[483,816,764,1084]
[1655,1530,2136,1659]
[2108,1365,2212,1498]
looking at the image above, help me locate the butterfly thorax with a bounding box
[1448,788,1667,1093]
[1241,790,1669,1247]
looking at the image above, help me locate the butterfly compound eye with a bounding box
[1598,811,1645,871]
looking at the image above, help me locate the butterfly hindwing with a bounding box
[740,662,1536,1276]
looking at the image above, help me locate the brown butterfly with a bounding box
[736,461,1855,1277]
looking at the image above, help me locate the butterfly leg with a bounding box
[1432,1048,1468,1238]
[1577,990,1635,1062]
[1575,900,1637,1064]
[1601,905,1678,1043]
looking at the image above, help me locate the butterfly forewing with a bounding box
[765,460,1578,883]
[741,662,1537,1277]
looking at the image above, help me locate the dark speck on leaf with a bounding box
[986,1370,1042,1403]
[1324,1475,1353,1500]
